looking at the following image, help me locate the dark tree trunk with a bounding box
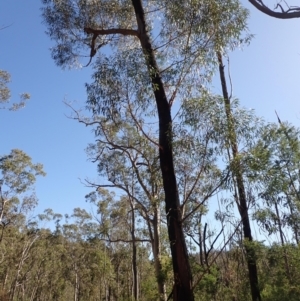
[274,200,291,281]
[248,0,300,19]
[217,52,261,301]
[130,200,138,301]
[130,1,194,300]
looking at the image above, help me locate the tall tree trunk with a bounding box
[130,200,138,301]
[131,1,194,300]
[290,208,299,244]
[275,117,300,244]
[153,205,167,301]
[217,52,261,301]
[74,262,79,301]
[274,200,291,281]
[197,215,204,267]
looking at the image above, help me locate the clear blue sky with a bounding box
[0,1,299,218]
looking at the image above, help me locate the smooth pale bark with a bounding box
[152,205,167,301]
[130,200,138,301]
[9,235,39,301]
[73,262,79,301]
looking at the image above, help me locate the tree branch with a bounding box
[249,0,300,19]
[84,27,139,37]
[83,27,139,66]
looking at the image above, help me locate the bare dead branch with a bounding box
[98,237,151,243]
[192,220,242,291]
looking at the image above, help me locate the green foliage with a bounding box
[0,149,45,234]
[0,70,10,102]
[260,244,300,301]
[37,1,300,300]
[0,194,299,300]
[248,123,300,243]
[0,70,30,111]
[0,149,45,194]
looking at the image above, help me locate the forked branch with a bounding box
[249,0,300,18]
[83,27,139,66]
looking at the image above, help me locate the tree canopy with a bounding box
[1,1,300,300]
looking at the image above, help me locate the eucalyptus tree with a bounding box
[0,70,30,111]
[226,121,300,289]
[0,149,45,241]
[23,229,68,301]
[8,229,44,301]
[61,208,106,301]
[0,149,45,195]
[74,91,224,299]
[42,1,249,299]
[250,122,300,244]
[79,98,168,300]
[213,61,300,300]
[182,74,264,301]
[0,149,45,300]
[87,189,151,301]
[216,53,262,301]
[0,30,29,111]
